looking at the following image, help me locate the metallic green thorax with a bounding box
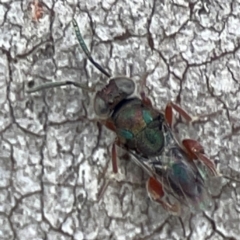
[112,98,165,157]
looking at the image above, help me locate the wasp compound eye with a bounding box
[94,96,110,117]
[112,77,135,96]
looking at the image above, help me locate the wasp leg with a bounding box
[138,72,153,107]
[147,177,181,215]
[112,139,122,174]
[182,139,219,176]
[112,142,118,173]
[167,102,221,125]
[97,138,121,201]
[165,103,174,128]
[99,119,120,174]
[102,119,116,132]
[96,138,119,202]
[140,91,152,107]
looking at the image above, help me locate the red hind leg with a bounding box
[182,139,219,176]
[164,102,220,176]
[147,177,181,215]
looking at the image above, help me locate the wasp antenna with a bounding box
[72,19,111,78]
[72,19,91,58]
[26,80,95,93]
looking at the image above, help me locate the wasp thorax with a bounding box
[94,77,135,117]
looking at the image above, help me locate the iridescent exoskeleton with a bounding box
[27,19,220,215]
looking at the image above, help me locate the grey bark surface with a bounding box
[0,0,240,239]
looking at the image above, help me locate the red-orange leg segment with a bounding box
[164,102,193,128]
[147,177,181,215]
[140,91,153,107]
[165,103,173,128]
[111,143,118,174]
[168,102,192,123]
[100,119,120,174]
[169,102,222,124]
[102,119,117,132]
[182,139,219,176]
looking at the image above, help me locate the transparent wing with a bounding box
[129,143,211,212]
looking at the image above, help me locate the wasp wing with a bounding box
[129,142,211,212]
